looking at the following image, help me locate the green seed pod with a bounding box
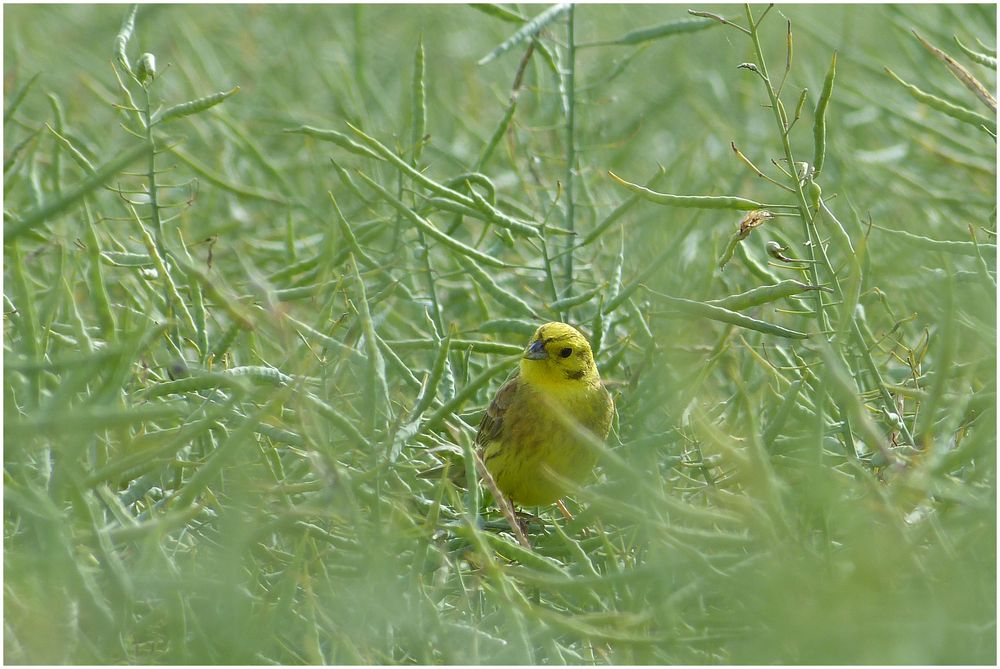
[114,4,138,73]
[708,279,825,311]
[548,283,605,311]
[765,240,792,261]
[886,67,996,135]
[954,36,997,69]
[813,52,837,176]
[155,86,240,124]
[793,88,809,121]
[602,16,716,46]
[807,179,822,211]
[590,294,606,356]
[137,52,156,82]
[648,291,809,339]
[288,126,382,160]
[609,171,763,211]
[409,333,451,420]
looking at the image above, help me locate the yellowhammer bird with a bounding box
[464,321,614,510]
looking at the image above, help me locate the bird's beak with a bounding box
[524,339,548,360]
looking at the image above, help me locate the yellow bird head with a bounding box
[519,322,600,388]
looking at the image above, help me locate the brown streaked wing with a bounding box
[475,373,521,450]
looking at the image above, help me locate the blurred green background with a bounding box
[4,3,996,664]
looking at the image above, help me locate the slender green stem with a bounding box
[538,195,566,321]
[142,89,162,256]
[417,228,444,336]
[744,5,842,449]
[744,4,913,448]
[142,85,179,349]
[744,5,826,331]
[562,4,577,296]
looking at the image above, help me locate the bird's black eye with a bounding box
[559,347,573,358]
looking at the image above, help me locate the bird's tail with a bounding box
[416,459,469,488]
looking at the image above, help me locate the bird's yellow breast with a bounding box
[482,379,612,506]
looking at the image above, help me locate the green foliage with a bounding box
[4,4,995,664]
